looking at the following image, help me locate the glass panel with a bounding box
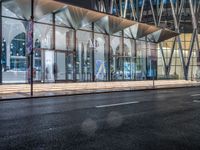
[55,11,70,27]
[2,17,28,83]
[94,33,108,81]
[37,14,53,24]
[66,54,74,81]
[1,17,31,98]
[146,42,157,80]
[110,35,123,80]
[2,1,31,19]
[33,40,42,81]
[55,26,74,51]
[44,50,55,82]
[34,23,53,49]
[124,38,135,80]
[76,30,93,82]
[55,52,66,81]
[136,41,146,80]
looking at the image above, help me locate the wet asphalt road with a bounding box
[1,87,200,150]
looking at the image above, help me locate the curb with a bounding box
[0,84,200,102]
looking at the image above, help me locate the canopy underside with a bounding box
[2,0,178,42]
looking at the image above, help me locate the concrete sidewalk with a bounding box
[0,80,200,99]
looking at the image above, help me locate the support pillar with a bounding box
[0,1,2,84]
[92,23,95,82]
[108,35,111,81]
[134,39,137,80]
[73,30,77,82]
[122,30,125,80]
[29,0,34,96]
[145,36,148,80]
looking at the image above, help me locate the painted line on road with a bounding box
[191,94,200,97]
[193,100,200,103]
[96,101,140,108]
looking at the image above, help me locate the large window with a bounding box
[55,26,74,51]
[2,39,6,71]
[2,17,28,83]
[1,0,196,86]
[94,33,109,81]
[135,41,147,80]
[76,30,93,82]
[124,38,135,80]
[110,35,123,80]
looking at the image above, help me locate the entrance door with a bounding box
[44,50,55,83]
[55,52,66,81]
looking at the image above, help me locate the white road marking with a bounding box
[193,100,200,103]
[96,101,139,108]
[191,94,200,97]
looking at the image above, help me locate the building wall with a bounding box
[1,0,199,84]
[92,0,200,80]
[1,5,157,83]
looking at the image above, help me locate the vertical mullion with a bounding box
[0,1,2,84]
[92,23,95,82]
[134,39,137,80]
[30,0,34,96]
[73,30,77,82]
[52,13,56,82]
[122,30,125,80]
[108,35,111,81]
[52,13,56,50]
[145,36,148,80]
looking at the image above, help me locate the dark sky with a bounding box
[56,0,94,9]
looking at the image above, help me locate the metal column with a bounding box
[92,23,95,82]
[30,0,34,96]
[122,30,125,80]
[145,37,148,80]
[0,1,2,84]
[52,13,56,82]
[108,35,111,81]
[134,39,137,80]
[73,30,77,82]
[52,13,56,50]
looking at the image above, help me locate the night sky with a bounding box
[56,0,94,9]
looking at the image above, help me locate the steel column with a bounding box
[108,35,111,81]
[52,13,56,50]
[0,1,3,85]
[0,1,2,84]
[134,39,137,80]
[122,30,125,80]
[52,13,56,82]
[73,30,77,82]
[145,36,148,79]
[30,0,34,96]
[92,23,95,82]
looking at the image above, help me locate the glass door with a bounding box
[34,50,75,83]
[44,50,55,83]
[55,52,66,81]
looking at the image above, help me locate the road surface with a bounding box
[1,87,200,150]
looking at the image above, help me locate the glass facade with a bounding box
[0,3,158,85]
[0,0,199,95]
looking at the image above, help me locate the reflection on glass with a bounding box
[111,36,123,80]
[1,2,200,85]
[94,33,108,81]
[55,52,66,81]
[56,26,74,51]
[2,17,27,83]
[34,23,53,49]
[76,30,93,81]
